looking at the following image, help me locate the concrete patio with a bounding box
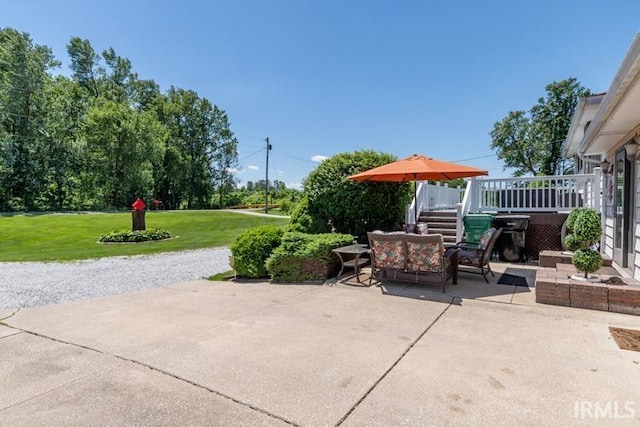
[1,262,639,426]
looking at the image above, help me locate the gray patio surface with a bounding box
[1,262,639,426]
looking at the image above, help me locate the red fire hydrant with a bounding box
[131,198,147,231]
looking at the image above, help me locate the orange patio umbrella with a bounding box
[347,154,488,222]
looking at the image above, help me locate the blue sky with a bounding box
[3,1,640,189]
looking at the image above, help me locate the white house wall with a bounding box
[634,162,640,279]
[603,215,614,260]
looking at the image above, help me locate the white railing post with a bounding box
[456,202,464,243]
[468,177,478,212]
[422,181,429,211]
[593,166,602,215]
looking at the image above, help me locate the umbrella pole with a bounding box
[414,178,418,224]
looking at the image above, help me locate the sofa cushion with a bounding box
[406,241,442,272]
[478,227,495,250]
[402,223,416,233]
[458,249,482,267]
[372,240,405,269]
[415,223,429,235]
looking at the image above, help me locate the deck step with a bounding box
[427,222,457,229]
[417,210,459,243]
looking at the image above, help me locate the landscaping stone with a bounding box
[535,278,570,306]
[538,250,612,268]
[609,284,640,316]
[535,267,640,315]
[570,281,608,311]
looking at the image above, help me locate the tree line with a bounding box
[0,27,239,211]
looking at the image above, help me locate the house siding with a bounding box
[634,164,640,279]
[604,216,614,259]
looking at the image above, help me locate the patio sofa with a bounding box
[366,232,458,292]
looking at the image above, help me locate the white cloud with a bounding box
[226,167,239,174]
[288,182,303,190]
[248,165,259,170]
[311,155,329,163]
[277,170,284,175]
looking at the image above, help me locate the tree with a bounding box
[67,37,101,98]
[38,76,84,209]
[0,27,59,210]
[490,78,590,176]
[155,87,238,209]
[82,101,166,208]
[301,150,411,240]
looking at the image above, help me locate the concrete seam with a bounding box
[0,371,102,413]
[0,307,21,322]
[13,327,301,427]
[335,299,455,427]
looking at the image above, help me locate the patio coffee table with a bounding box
[332,244,370,283]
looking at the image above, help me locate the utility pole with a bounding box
[265,137,272,213]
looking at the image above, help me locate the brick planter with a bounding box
[570,281,609,311]
[539,250,612,268]
[608,285,640,315]
[535,268,640,315]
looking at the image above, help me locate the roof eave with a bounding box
[579,32,640,155]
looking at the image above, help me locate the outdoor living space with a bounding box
[336,259,539,306]
[3,274,640,426]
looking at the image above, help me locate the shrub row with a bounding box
[229,226,355,281]
[99,228,172,243]
[230,225,284,278]
[265,232,355,282]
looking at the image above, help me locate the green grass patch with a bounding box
[0,211,289,262]
[208,270,234,281]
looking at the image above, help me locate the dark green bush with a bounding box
[230,225,284,278]
[300,150,411,241]
[265,232,355,282]
[286,195,329,234]
[99,228,172,243]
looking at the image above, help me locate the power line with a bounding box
[234,133,269,141]
[449,153,497,163]
[271,149,317,164]
[237,147,264,162]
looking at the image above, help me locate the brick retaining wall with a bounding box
[535,266,640,315]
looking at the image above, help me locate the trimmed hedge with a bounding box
[230,225,284,278]
[265,232,355,282]
[99,228,172,243]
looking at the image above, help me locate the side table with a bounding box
[332,244,370,283]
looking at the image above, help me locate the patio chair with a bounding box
[450,227,502,283]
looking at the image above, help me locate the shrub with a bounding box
[572,208,602,245]
[265,232,355,282]
[572,248,602,275]
[564,233,582,252]
[302,150,411,241]
[565,208,603,278]
[565,207,583,234]
[99,228,172,243]
[287,195,329,234]
[230,225,284,278]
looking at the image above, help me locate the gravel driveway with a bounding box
[0,247,231,310]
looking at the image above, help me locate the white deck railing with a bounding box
[465,170,601,214]
[408,169,603,242]
[406,181,464,224]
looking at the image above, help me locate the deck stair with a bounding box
[418,210,458,246]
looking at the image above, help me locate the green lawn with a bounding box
[0,210,289,262]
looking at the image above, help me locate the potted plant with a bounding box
[564,208,602,281]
